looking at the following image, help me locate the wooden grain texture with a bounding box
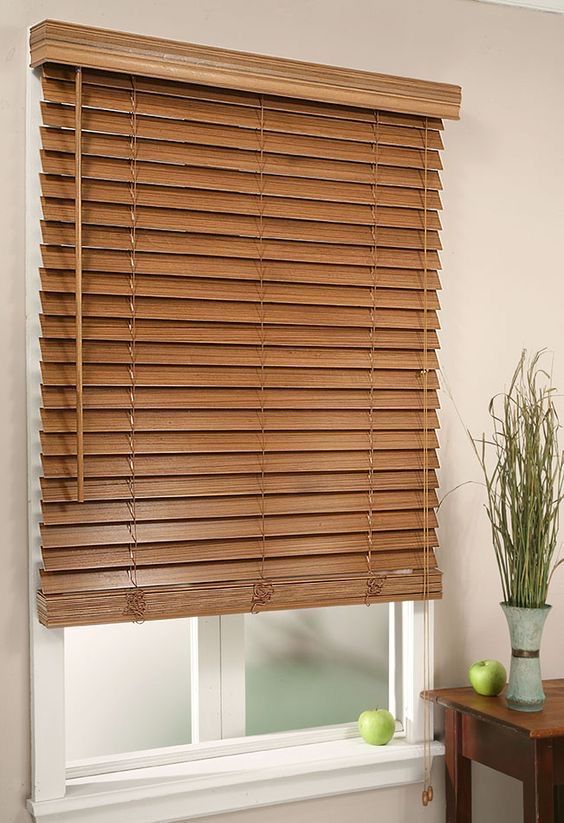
[41,126,443,190]
[41,62,444,130]
[41,71,447,144]
[40,295,440,330]
[426,682,564,739]
[40,468,438,503]
[29,20,461,119]
[39,313,440,347]
[40,223,443,266]
[41,199,443,248]
[41,448,440,479]
[41,529,438,570]
[40,386,440,410]
[430,685,564,823]
[524,739,556,823]
[445,709,472,823]
[41,151,444,210]
[41,488,439,526]
[34,53,449,626]
[39,550,432,594]
[40,508,439,549]
[40,175,443,229]
[36,573,442,627]
[461,712,532,782]
[39,343,440,371]
[40,115,442,173]
[39,428,440,456]
[40,407,439,432]
[39,251,443,291]
[39,364,441,390]
[41,76,446,160]
[40,282,441,316]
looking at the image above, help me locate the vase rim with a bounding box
[500,601,552,611]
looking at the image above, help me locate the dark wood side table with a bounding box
[425,680,564,822]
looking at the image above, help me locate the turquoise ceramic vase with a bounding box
[501,603,551,712]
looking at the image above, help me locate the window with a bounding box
[27,20,459,823]
[30,598,438,822]
[64,605,390,766]
[65,619,192,760]
[245,604,389,735]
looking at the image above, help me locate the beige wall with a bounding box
[2,0,563,820]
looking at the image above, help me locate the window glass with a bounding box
[65,618,191,760]
[245,604,389,735]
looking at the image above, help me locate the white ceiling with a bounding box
[476,0,564,11]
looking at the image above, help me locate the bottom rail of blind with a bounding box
[37,569,441,627]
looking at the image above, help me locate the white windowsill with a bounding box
[28,737,444,822]
[475,0,564,12]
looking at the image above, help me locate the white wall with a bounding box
[1,0,564,820]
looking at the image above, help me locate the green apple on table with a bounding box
[358,708,395,745]
[468,659,507,696]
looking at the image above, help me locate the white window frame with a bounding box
[25,60,443,823]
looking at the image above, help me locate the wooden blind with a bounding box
[32,26,460,627]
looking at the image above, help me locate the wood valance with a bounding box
[30,20,461,120]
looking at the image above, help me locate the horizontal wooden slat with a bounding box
[40,507,439,548]
[40,341,440,371]
[37,571,442,627]
[41,363,439,390]
[41,224,442,268]
[42,488,439,527]
[41,127,443,193]
[40,176,443,230]
[40,317,440,351]
[40,109,443,176]
[40,294,440,330]
[41,249,442,293]
[42,199,442,251]
[42,76,445,151]
[39,549,436,594]
[43,64,446,131]
[41,528,438,570]
[41,448,440,479]
[40,469,438,503]
[41,150,443,204]
[42,408,438,433]
[40,274,441,314]
[41,92,444,174]
[40,429,439,457]
[41,386,439,411]
[41,120,443,194]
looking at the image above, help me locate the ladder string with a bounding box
[74,67,84,503]
[251,95,273,614]
[365,109,386,604]
[124,75,145,623]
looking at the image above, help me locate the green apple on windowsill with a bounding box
[358,708,395,745]
[468,659,507,696]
